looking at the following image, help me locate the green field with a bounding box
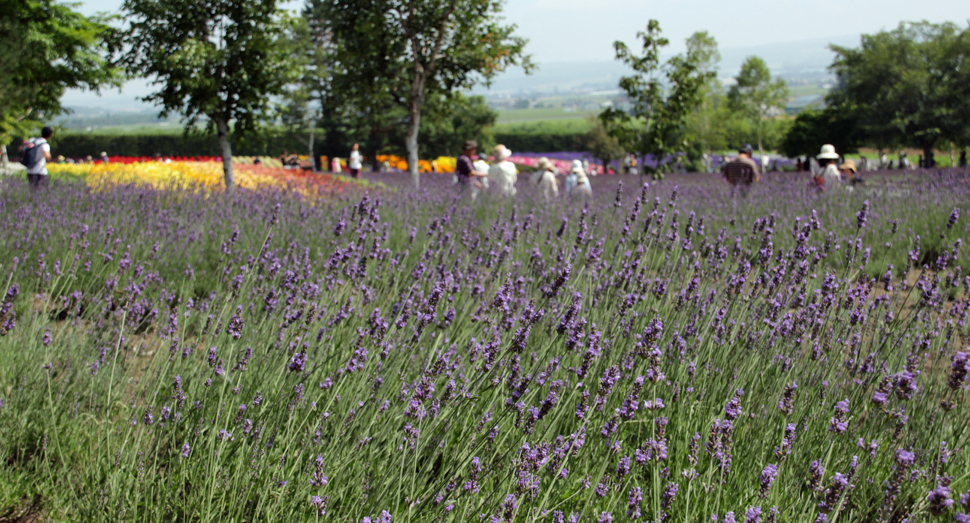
[494,117,593,135]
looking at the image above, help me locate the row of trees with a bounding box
[6,3,968,188]
[592,22,791,179]
[783,21,970,166]
[3,0,530,190]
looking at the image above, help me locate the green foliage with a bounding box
[0,0,119,143]
[600,20,713,180]
[313,0,532,186]
[828,21,970,164]
[727,56,789,154]
[47,129,313,157]
[780,108,861,158]
[120,0,298,189]
[585,116,624,172]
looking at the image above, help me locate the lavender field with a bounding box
[1,169,970,522]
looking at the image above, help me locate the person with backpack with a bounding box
[529,157,559,203]
[20,126,54,189]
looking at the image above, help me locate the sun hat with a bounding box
[817,144,839,160]
[840,159,857,173]
[463,140,478,151]
[536,157,555,172]
[493,144,512,161]
[571,159,584,174]
[100,152,107,156]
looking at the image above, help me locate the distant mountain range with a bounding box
[61,33,861,113]
[472,34,859,97]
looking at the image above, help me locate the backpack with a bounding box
[19,139,46,168]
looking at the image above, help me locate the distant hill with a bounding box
[474,34,860,97]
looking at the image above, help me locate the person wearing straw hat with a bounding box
[840,158,865,190]
[565,159,592,201]
[487,144,518,197]
[530,157,560,203]
[813,144,842,191]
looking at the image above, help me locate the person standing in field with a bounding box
[565,159,592,201]
[813,144,842,191]
[720,143,759,197]
[455,140,487,195]
[100,152,110,164]
[530,157,559,203]
[487,144,517,197]
[348,143,362,178]
[19,126,54,189]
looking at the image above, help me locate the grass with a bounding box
[0,169,969,522]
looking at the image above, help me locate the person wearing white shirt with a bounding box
[348,143,363,178]
[565,159,592,201]
[529,157,559,203]
[487,144,517,197]
[20,126,54,189]
[815,144,843,191]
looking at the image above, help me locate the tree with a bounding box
[727,56,789,155]
[585,116,624,174]
[779,107,860,159]
[682,31,728,167]
[120,0,297,192]
[312,0,532,187]
[0,0,118,143]
[600,20,713,180]
[404,93,497,158]
[828,21,970,166]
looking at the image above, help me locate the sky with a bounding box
[69,0,968,108]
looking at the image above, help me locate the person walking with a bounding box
[813,144,842,191]
[530,157,559,203]
[487,144,517,197]
[720,143,759,197]
[348,143,362,178]
[455,140,488,195]
[565,159,592,202]
[19,126,54,189]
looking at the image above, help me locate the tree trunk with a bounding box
[923,141,935,169]
[309,124,315,171]
[406,102,422,188]
[216,118,234,193]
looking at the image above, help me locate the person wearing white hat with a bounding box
[530,157,559,203]
[565,159,592,201]
[814,144,842,190]
[487,144,518,197]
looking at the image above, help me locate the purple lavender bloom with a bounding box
[895,449,915,467]
[759,464,778,498]
[181,443,190,458]
[928,485,953,515]
[949,352,970,389]
[948,208,960,229]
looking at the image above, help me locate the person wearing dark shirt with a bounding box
[456,140,487,191]
[720,143,759,197]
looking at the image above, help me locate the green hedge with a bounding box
[493,132,589,153]
[28,130,593,159]
[43,131,315,158]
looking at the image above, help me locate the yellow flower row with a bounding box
[47,162,308,194]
